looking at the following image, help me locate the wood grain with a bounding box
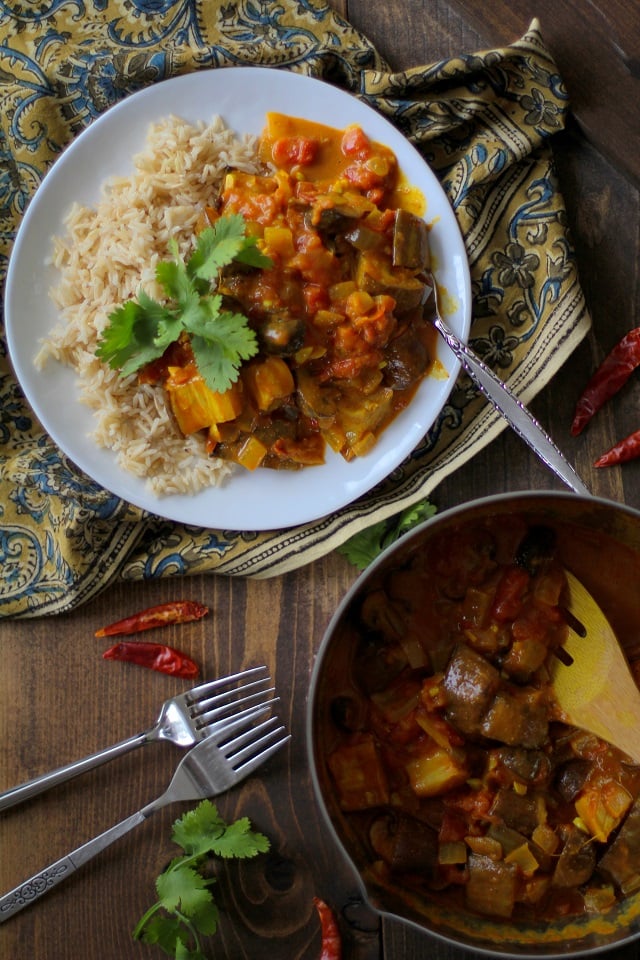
[1,2,640,958]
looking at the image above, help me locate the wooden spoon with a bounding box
[551,570,640,764]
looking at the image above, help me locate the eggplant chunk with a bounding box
[443,645,501,738]
[392,209,431,271]
[370,812,439,876]
[466,854,517,918]
[295,368,337,428]
[384,328,429,391]
[490,788,542,836]
[356,251,427,313]
[552,824,596,888]
[599,798,640,891]
[345,224,385,252]
[481,687,549,749]
[555,760,592,802]
[495,747,552,785]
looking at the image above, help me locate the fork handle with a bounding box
[0,731,149,813]
[0,805,155,922]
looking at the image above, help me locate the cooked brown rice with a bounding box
[36,115,262,496]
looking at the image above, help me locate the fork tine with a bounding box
[182,666,268,706]
[193,684,276,728]
[190,676,273,713]
[208,699,280,741]
[232,732,291,780]
[221,715,285,762]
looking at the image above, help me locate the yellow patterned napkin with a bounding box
[0,1,589,618]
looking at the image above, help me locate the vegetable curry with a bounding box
[324,518,640,923]
[142,114,439,471]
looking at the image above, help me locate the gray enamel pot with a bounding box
[307,490,640,957]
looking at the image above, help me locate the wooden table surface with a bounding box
[1,2,639,958]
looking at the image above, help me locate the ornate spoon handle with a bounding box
[434,315,591,497]
[0,805,156,922]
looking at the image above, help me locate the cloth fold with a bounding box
[0,1,589,618]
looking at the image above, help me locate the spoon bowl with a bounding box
[553,570,640,764]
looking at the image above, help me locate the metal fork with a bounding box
[0,700,289,922]
[0,666,275,813]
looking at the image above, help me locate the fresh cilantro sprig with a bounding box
[338,499,437,570]
[96,214,272,393]
[133,800,270,959]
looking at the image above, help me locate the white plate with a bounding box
[5,68,471,531]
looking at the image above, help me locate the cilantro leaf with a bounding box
[134,801,270,959]
[395,499,438,537]
[187,896,220,937]
[138,290,183,353]
[157,244,214,330]
[175,941,206,960]
[156,252,198,309]
[95,214,271,393]
[235,235,274,269]
[187,218,246,281]
[156,864,212,917]
[171,799,226,857]
[135,914,189,953]
[338,499,437,570]
[338,520,389,571]
[208,817,270,859]
[96,300,164,374]
[191,311,258,393]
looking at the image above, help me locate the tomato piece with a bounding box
[272,135,319,168]
[341,126,372,159]
[344,162,383,191]
[303,283,330,314]
[491,566,530,622]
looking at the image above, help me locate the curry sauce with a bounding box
[143,114,439,472]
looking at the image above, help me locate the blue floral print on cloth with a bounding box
[0,0,590,618]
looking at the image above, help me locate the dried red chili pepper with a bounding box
[102,641,200,679]
[313,897,342,960]
[571,327,640,436]
[95,600,209,638]
[594,428,640,468]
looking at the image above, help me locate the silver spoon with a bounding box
[430,283,591,496]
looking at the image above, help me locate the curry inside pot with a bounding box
[310,494,640,954]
